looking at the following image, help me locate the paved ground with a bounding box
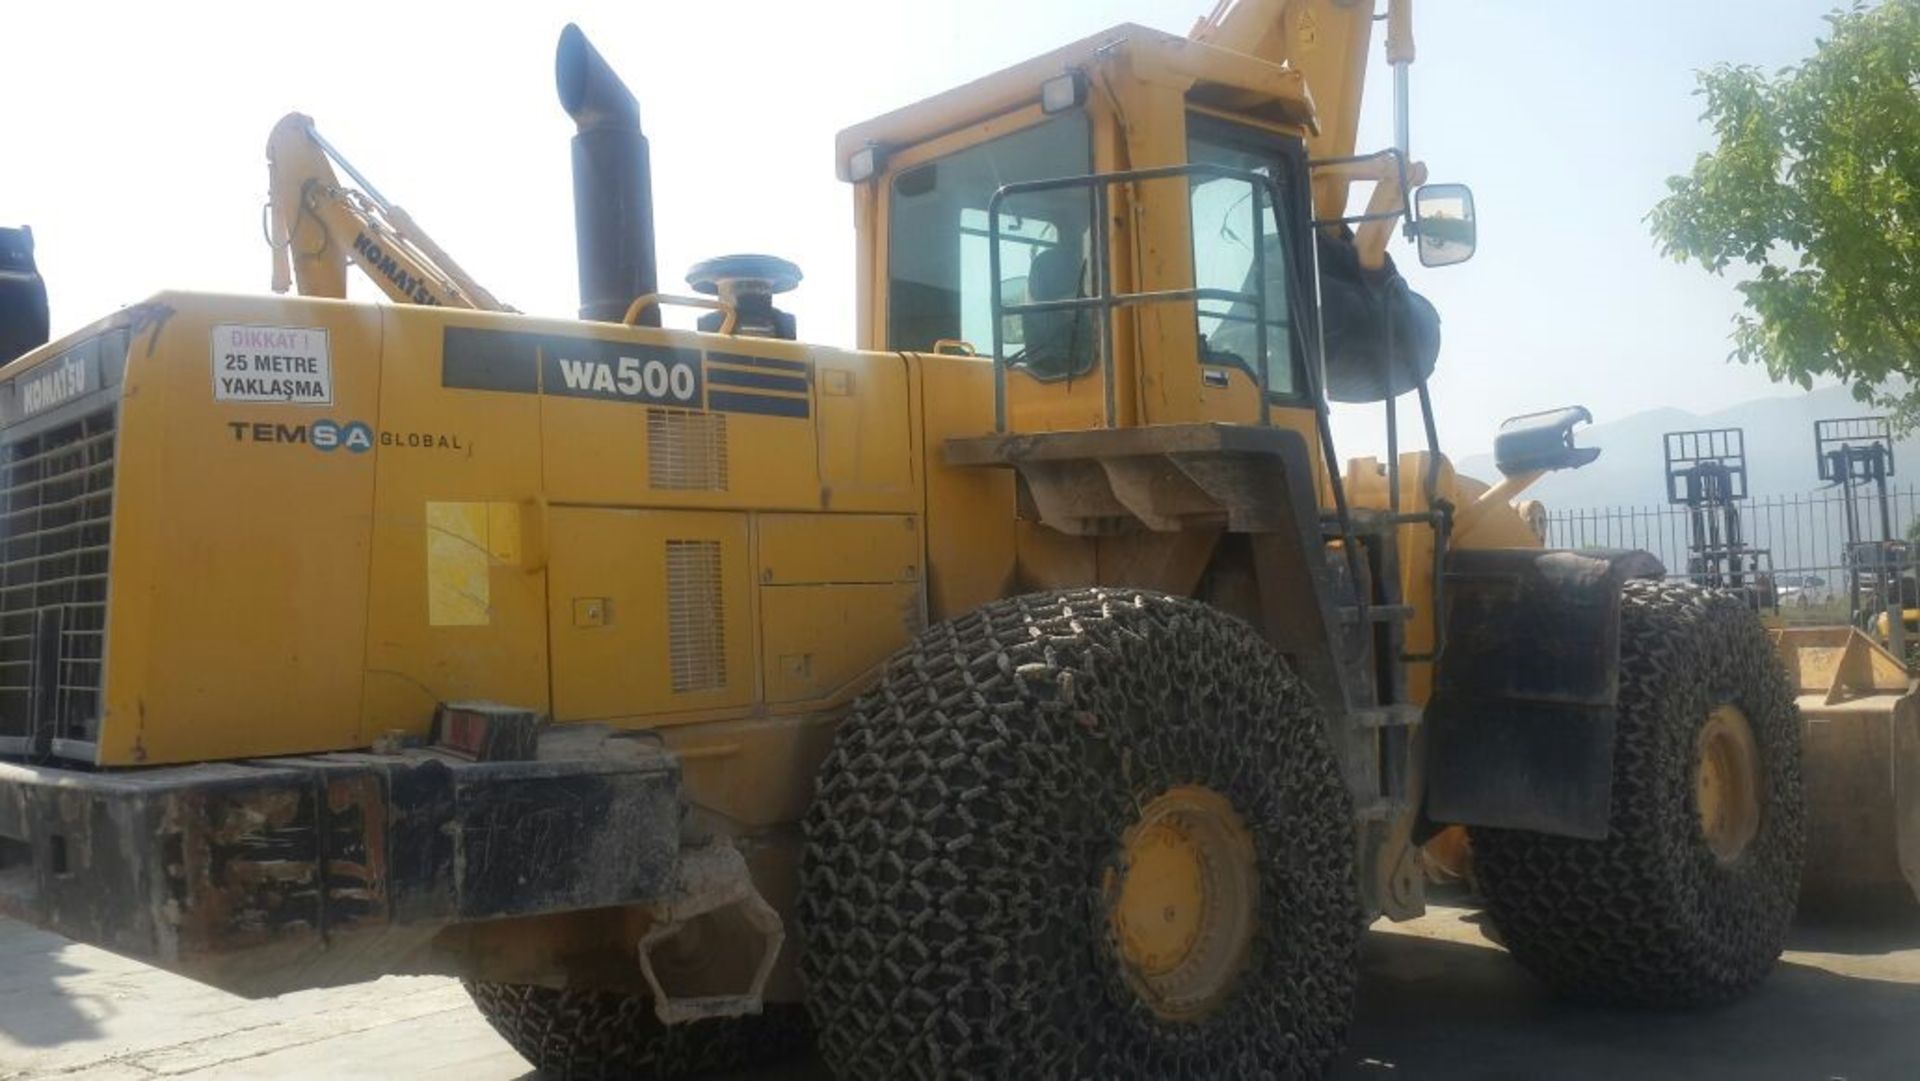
[4,903,1918,1079]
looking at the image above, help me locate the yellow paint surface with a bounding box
[426,502,501,626]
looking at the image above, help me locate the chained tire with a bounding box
[463,982,811,1079]
[800,588,1359,1079]
[1469,579,1805,1007]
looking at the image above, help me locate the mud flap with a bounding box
[1423,548,1664,839]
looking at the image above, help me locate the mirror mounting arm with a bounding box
[1307,151,1425,272]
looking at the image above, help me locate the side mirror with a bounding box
[1413,183,1476,268]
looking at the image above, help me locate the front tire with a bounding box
[799,589,1360,1079]
[1470,580,1805,1006]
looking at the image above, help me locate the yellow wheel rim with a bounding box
[1105,786,1258,1022]
[1696,704,1762,864]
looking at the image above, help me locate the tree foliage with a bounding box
[1649,1,1920,424]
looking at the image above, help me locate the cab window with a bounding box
[1186,118,1304,397]
[886,112,1093,376]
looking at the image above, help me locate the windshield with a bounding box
[886,113,1093,376]
[1186,119,1304,397]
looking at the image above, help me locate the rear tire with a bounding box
[1470,580,1805,1006]
[799,588,1360,1079]
[463,982,810,1080]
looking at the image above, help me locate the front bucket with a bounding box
[1773,626,1920,905]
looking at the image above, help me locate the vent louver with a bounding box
[666,539,725,694]
[647,408,728,491]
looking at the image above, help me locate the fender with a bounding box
[1422,547,1665,839]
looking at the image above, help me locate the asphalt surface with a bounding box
[4,902,1917,1079]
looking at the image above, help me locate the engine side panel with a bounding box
[6,293,961,771]
[104,298,382,765]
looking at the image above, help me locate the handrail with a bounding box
[984,160,1373,636]
[622,293,738,335]
[986,161,1283,433]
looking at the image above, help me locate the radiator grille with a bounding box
[0,407,116,751]
[647,409,728,491]
[666,540,725,694]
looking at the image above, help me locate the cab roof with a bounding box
[833,22,1319,182]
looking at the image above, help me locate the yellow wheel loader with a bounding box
[0,3,1856,1078]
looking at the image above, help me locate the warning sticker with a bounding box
[211,324,333,405]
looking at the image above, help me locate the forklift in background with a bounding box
[1650,421,1920,907]
[1663,427,1775,611]
[1817,417,1919,654]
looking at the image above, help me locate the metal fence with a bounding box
[1545,485,1920,624]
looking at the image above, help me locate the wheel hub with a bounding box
[1105,786,1257,1022]
[1695,703,1762,864]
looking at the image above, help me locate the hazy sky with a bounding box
[1,1,1840,459]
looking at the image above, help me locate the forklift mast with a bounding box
[1662,427,1775,610]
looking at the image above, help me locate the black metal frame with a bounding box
[986,161,1287,431]
[984,161,1375,613]
[1661,427,1773,606]
[1305,146,1452,657]
[0,328,132,764]
[1307,148,1416,232]
[1815,417,1908,641]
[1185,113,1315,399]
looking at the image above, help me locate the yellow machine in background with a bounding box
[0,5,1827,1079]
[1774,627,1920,903]
[265,113,511,312]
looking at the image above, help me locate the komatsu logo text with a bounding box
[352,233,441,306]
[20,358,89,417]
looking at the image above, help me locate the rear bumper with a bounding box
[0,725,681,996]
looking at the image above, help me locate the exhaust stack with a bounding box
[0,226,50,363]
[556,24,657,324]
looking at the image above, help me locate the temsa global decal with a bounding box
[227,419,372,453]
[380,430,465,450]
[227,421,465,452]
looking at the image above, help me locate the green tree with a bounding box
[1649,1,1920,423]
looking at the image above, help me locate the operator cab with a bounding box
[838,22,1470,440]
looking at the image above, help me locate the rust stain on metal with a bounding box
[325,772,390,929]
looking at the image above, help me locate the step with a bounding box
[1350,704,1423,729]
[1338,604,1414,625]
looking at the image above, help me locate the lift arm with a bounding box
[265,113,511,311]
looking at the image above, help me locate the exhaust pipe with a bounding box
[0,226,50,363]
[556,24,658,324]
